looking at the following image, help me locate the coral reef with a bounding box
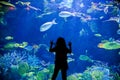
[0,50,119,80]
[0,50,42,80]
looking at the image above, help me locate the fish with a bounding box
[37,11,55,18]
[94,34,102,37]
[0,1,16,12]
[59,11,75,21]
[26,5,41,11]
[67,57,75,63]
[5,36,13,40]
[16,1,40,11]
[59,11,75,17]
[40,19,57,32]
[98,41,120,50]
[15,1,30,6]
[0,1,15,7]
[79,55,93,62]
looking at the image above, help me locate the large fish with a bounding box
[59,11,75,21]
[0,1,15,7]
[40,19,57,32]
[59,11,75,17]
[98,41,120,50]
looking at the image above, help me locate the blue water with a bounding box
[0,0,120,80]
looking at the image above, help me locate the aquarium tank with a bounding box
[0,0,120,80]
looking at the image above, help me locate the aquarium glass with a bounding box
[0,0,120,80]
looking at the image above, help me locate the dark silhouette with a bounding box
[49,37,72,80]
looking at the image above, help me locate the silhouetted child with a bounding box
[49,37,72,80]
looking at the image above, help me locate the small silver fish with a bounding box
[5,36,13,40]
[40,19,57,32]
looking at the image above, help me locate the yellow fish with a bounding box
[0,1,15,7]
